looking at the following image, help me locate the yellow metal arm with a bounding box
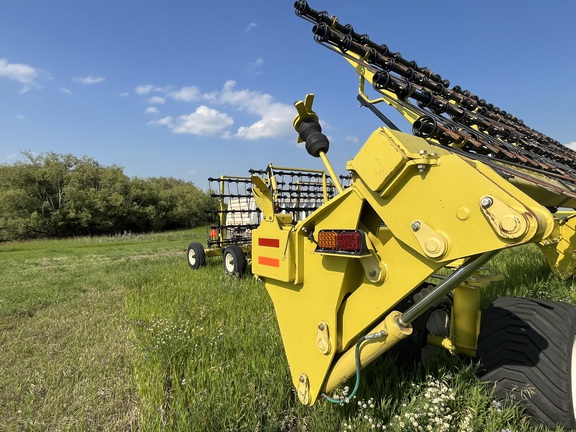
[251,125,556,404]
[251,2,576,408]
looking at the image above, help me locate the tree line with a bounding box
[0,152,215,241]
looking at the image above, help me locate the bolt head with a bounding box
[318,323,325,331]
[411,221,421,231]
[481,197,493,208]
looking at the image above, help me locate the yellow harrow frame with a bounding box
[246,3,576,428]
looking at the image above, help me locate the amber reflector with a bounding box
[318,231,339,250]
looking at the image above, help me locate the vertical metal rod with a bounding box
[219,176,226,243]
[321,171,329,203]
[319,151,344,194]
[399,250,499,325]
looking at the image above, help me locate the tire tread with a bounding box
[477,297,576,428]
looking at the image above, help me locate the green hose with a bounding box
[321,329,388,404]
[321,335,366,404]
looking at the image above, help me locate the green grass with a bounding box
[1,230,575,431]
[0,229,203,431]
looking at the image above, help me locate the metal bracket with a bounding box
[479,195,528,240]
[297,374,310,405]
[250,175,275,221]
[361,233,386,282]
[360,255,385,283]
[410,149,440,173]
[410,219,448,259]
[316,322,331,355]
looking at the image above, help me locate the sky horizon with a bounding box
[1,1,575,190]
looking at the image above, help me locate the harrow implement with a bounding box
[246,2,576,428]
[186,163,348,276]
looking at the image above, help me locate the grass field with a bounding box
[1,228,574,431]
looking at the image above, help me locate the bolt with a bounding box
[481,197,493,209]
[301,226,308,233]
[419,149,427,156]
[411,221,421,231]
[417,164,427,172]
[318,323,325,331]
[299,374,306,383]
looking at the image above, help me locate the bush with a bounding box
[0,152,213,240]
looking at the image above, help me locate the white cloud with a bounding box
[345,135,359,144]
[149,96,165,104]
[135,84,164,95]
[73,75,105,85]
[60,87,72,95]
[565,141,576,151]
[169,86,201,102]
[172,105,233,136]
[148,116,174,127]
[245,22,257,32]
[217,80,294,140]
[145,106,159,114]
[248,58,264,74]
[141,80,294,140]
[0,58,38,84]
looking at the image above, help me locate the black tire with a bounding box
[477,297,576,429]
[222,245,247,277]
[186,242,206,269]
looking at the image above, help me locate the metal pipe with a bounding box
[399,250,499,325]
[319,151,344,194]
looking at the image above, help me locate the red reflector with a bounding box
[259,237,280,248]
[338,231,362,252]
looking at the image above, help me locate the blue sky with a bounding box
[1,1,575,189]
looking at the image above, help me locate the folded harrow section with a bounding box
[243,4,576,429]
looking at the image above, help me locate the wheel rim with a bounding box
[224,253,235,272]
[188,249,197,266]
[570,337,576,418]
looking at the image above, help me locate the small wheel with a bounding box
[187,243,206,269]
[477,297,576,429]
[222,245,247,277]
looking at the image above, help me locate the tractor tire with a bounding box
[186,242,206,269]
[477,297,576,429]
[222,245,247,277]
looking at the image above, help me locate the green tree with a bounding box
[65,160,130,235]
[128,177,212,232]
[0,151,213,241]
[0,152,75,239]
